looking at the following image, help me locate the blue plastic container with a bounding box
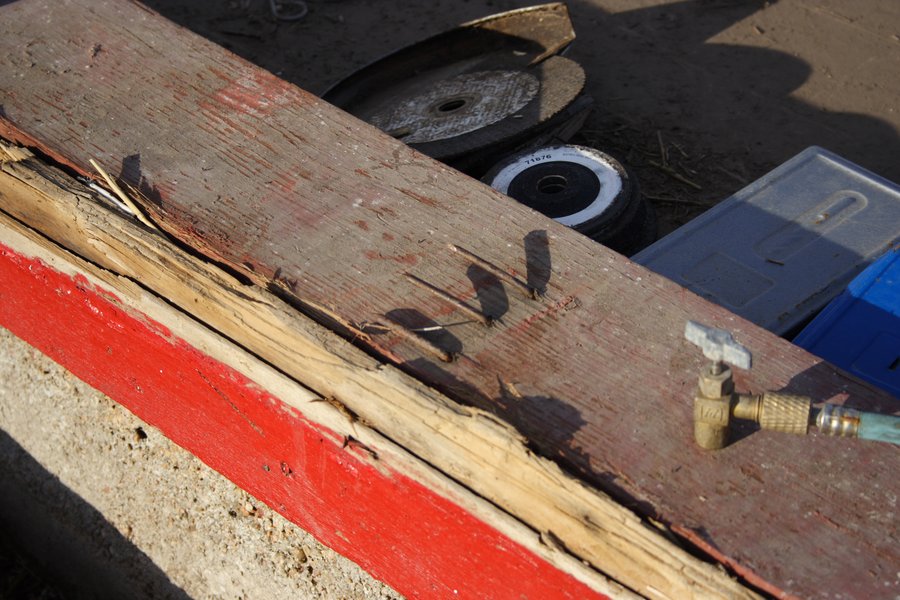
[794,246,900,399]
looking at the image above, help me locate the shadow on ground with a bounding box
[0,430,190,600]
[142,0,900,237]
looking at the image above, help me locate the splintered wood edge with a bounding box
[0,153,758,599]
[0,210,636,599]
[0,142,33,163]
[0,174,629,599]
[87,157,159,231]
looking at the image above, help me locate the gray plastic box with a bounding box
[633,147,900,335]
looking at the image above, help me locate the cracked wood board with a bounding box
[0,1,897,597]
[0,167,634,600]
[0,146,747,599]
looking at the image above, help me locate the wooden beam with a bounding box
[0,171,629,600]
[0,144,750,599]
[0,1,897,597]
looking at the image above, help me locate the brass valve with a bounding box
[685,321,811,450]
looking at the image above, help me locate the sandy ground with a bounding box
[1,0,898,597]
[0,327,402,600]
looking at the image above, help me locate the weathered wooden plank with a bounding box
[0,202,631,600]
[0,146,749,599]
[0,1,897,598]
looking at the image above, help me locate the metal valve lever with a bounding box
[684,321,900,449]
[684,320,752,373]
[684,321,811,450]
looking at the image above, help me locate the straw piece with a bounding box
[89,158,159,230]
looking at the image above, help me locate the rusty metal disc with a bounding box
[333,56,585,168]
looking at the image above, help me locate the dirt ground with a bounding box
[0,328,403,600]
[1,0,898,598]
[140,0,900,237]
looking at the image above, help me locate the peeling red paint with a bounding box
[400,188,440,208]
[0,116,91,181]
[0,241,609,600]
[208,69,302,118]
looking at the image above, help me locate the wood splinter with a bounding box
[89,158,159,231]
[343,436,379,460]
[404,272,492,326]
[0,142,33,163]
[311,395,363,436]
[447,243,538,300]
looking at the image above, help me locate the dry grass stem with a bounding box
[656,130,668,166]
[89,158,159,231]
[648,159,703,190]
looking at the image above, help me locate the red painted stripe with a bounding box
[0,243,611,600]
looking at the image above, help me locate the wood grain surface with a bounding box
[0,146,750,599]
[0,1,897,598]
[0,209,629,600]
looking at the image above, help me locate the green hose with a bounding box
[859,412,900,445]
[817,404,900,445]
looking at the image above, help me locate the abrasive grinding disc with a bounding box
[369,70,540,145]
[485,145,657,255]
[322,4,588,171]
